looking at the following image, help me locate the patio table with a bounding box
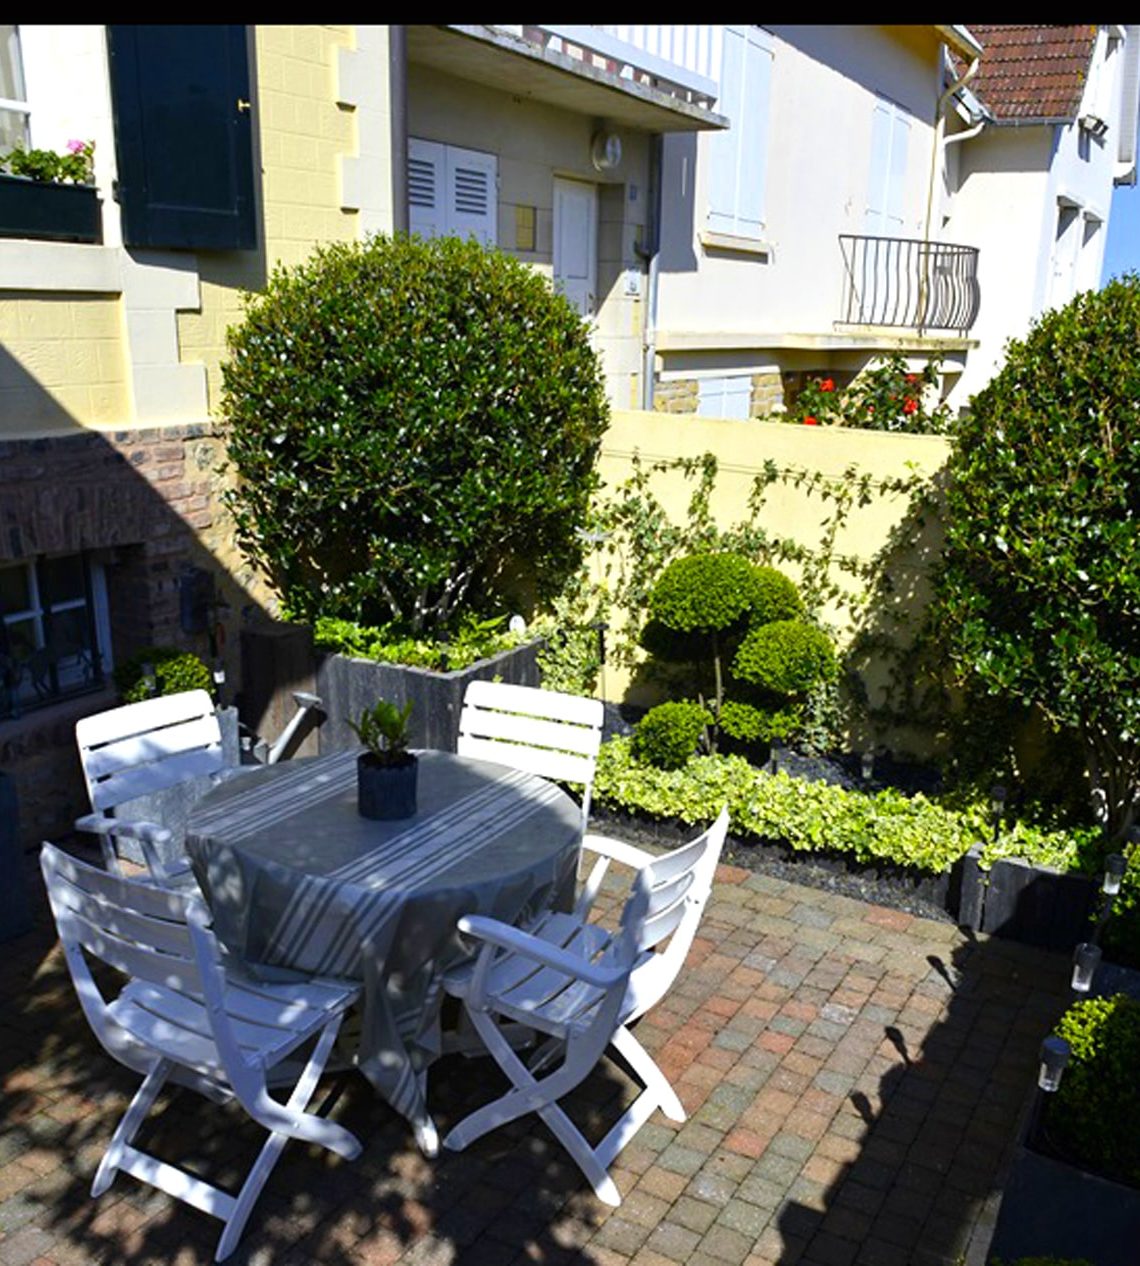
[185,747,582,1155]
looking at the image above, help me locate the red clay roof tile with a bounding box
[964,24,1098,121]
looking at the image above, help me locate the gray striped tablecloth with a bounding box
[186,748,582,1132]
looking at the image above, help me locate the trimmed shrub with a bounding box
[935,275,1140,841]
[648,553,760,635]
[114,647,214,704]
[222,233,609,636]
[632,701,711,771]
[1045,994,1140,1186]
[718,699,800,744]
[734,620,837,696]
[749,566,804,626]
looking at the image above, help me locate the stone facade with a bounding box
[0,424,251,846]
[654,371,787,418]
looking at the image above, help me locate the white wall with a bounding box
[656,25,940,341]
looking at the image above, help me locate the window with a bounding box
[0,554,110,719]
[408,138,497,245]
[0,26,29,153]
[697,375,752,420]
[706,25,772,240]
[866,96,912,236]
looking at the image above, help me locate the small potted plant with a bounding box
[349,698,418,820]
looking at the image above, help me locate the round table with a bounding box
[186,747,582,1153]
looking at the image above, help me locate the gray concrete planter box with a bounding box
[955,845,1098,951]
[316,639,544,756]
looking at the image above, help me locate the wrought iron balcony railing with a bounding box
[838,235,980,335]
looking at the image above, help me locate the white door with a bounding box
[553,178,597,318]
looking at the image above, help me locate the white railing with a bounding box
[494,24,721,107]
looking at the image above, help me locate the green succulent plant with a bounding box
[348,698,414,766]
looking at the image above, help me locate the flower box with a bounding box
[0,174,102,244]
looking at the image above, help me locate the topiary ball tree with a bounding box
[935,275,1140,841]
[222,233,609,636]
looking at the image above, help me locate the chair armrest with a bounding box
[575,832,656,919]
[75,813,174,846]
[457,914,624,992]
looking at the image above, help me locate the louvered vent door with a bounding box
[408,138,497,245]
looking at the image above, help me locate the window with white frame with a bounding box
[0,554,110,719]
[705,25,772,240]
[0,25,29,153]
[697,374,753,420]
[408,138,498,245]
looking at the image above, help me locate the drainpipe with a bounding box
[923,46,981,248]
[635,132,662,412]
[390,25,408,234]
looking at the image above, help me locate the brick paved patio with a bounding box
[0,849,1070,1266]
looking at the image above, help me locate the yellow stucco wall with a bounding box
[0,293,128,431]
[598,409,950,722]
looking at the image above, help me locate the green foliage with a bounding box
[632,701,711,771]
[1045,994,1140,1186]
[313,613,527,673]
[750,566,804,626]
[348,698,413,765]
[596,737,974,873]
[718,699,800,744]
[648,553,761,637]
[114,647,214,704]
[3,139,94,185]
[734,620,837,696]
[532,581,602,696]
[934,275,1140,840]
[599,736,1091,877]
[787,355,952,434]
[222,233,609,636]
[1100,838,1140,968]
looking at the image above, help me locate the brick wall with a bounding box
[0,423,250,846]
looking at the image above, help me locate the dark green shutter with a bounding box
[107,25,256,250]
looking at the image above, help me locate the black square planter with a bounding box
[0,174,102,243]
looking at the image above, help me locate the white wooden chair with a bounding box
[75,688,225,883]
[40,841,362,1263]
[442,808,729,1205]
[456,680,605,832]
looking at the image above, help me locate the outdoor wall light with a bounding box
[1071,941,1102,993]
[508,614,527,635]
[1038,1035,1071,1092]
[591,130,622,172]
[1103,853,1126,896]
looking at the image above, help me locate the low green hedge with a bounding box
[114,646,214,703]
[313,614,530,672]
[594,737,1091,878]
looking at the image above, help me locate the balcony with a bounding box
[838,235,980,336]
[407,26,728,134]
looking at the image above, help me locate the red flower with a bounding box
[820,378,835,392]
[803,415,819,425]
[903,397,918,415]
[905,373,921,385]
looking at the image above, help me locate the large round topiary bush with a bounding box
[222,234,610,635]
[935,274,1140,840]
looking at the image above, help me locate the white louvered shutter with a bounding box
[446,145,497,245]
[408,137,446,239]
[707,25,772,239]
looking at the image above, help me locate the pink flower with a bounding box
[67,139,86,154]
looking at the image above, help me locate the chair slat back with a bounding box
[624,808,729,1021]
[42,843,203,994]
[457,682,604,826]
[76,690,224,814]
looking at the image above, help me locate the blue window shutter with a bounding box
[107,25,256,250]
[707,26,771,239]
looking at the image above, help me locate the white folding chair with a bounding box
[40,841,362,1262]
[457,680,604,833]
[442,808,729,1205]
[75,688,225,883]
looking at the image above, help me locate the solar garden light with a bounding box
[1038,1035,1071,1093]
[1070,942,1102,994]
[860,749,875,782]
[990,783,1007,841]
[1103,852,1126,897]
[141,661,157,698]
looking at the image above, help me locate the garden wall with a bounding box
[597,409,950,743]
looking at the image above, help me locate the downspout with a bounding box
[924,47,980,248]
[390,25,409,234]
[635,132,662,412]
